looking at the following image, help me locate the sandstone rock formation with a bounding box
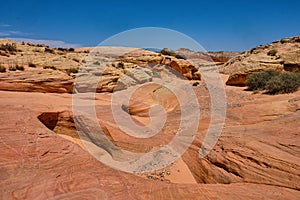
[0,69,73,93]
[119,49,201,80]
[0,79,299,199]
[175,48,240,63]
[222,35,300,86]
[0,38,300,199]
[0,40,203,93]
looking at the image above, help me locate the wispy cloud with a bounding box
[0,23,12,27]
[0,30,28,37]
[8,37,81,48]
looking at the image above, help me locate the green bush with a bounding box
[160,48,176,56]
[0,65,6,73]
[265,73,300,94]
[267,49,277,56]
[246,70,279,91]
[246,70,300,94]
[16,65,25,71]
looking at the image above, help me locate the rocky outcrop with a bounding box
[75,62,156,92]
[162,57,201,80]
[119,49,201,80]
[0,69,74,93]
[222,35,300,86]
[175,48,240,63]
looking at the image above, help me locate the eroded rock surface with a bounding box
[222,35,300,86]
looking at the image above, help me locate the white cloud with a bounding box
[8,37,81,48]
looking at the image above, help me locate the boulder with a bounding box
[126,66,153,83]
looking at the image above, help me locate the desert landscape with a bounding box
[0,34,299,200]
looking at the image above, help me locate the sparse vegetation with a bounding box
[28,63,37,68]
[9,66,16,71]
[16,65,25,71]
[72,58,80,63]
[57,48,66,51]
[265,73,300,94]
[66,67,78,75]
[57,47,74,52]
[175,54,187,60]
[246,70,279,91]
[160,48,175,56]
[0,43,17,53]
[192,82,200,86]
[43,66,57,70]
[93,61,100,65]
[0,65,6,73]
[33,49,42,53]
[267,49,277,56]
[246,70,300,94]
[117,62,124,68]
[160,48,186,59]
[0,51,9,57]
[44,47,55,54]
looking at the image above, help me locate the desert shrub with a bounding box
[93,61,100,65]
[66,67,78,75]
[160,48,186,59]
[68,48,75,52]
[33,49,41,53]
[28,62,37,68]
[16,65,25,71]
[0,51,9,57]
[72,58,80,63]
[9,66,16,71]
[57,48,67,51]
[175,54,187,60]
[0,43,17,52]
[267,49,277,56]
[117,62,124,68]
[0,65,6,73]
[246,70,279,91]
[84,50,90,53]
[265,73,300,94]
[246,70,300,94]
[45,47,55,54]
[43,66,56,70]
[160,48,176,57]
[192,82,200,86]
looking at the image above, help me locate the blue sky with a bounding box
[0,0,299,51]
